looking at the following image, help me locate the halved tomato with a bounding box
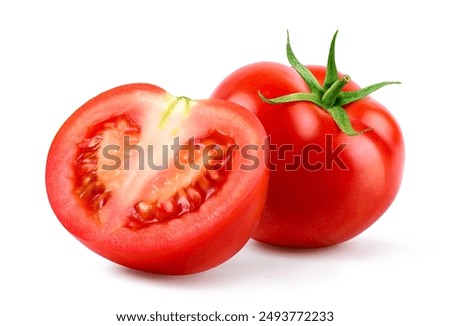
[46,83,268,274]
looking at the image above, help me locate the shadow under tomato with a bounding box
[108,235,405,288]
[250,235,403,261]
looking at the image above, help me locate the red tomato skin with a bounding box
[211,63,404,247]
[74,174,268,274]
[211,62,308,135]
[46,84,269,274]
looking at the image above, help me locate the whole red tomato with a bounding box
[46,83,268,274]
[211,32,404,247]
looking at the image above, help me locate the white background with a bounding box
[1,0,448,325]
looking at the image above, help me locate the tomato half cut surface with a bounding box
[46,84,269,275]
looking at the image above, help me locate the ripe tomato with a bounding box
[211,32,404,248]
[46,83,268,274]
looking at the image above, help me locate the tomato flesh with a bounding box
[74,114,236,229]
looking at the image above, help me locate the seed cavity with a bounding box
[125,131,235,230]
[73,116,236,229]
[73,115,140,214]
[126,169,226,229]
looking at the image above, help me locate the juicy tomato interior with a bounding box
[73,114,237,230]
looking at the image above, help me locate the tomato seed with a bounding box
[136,201,154,219]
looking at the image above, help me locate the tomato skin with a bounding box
[211,62,307,135]
[46,83,269,274]
[211,63,404,247]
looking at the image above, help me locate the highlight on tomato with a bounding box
[211,31,404,248]
[46,84,269,274]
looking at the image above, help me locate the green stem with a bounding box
[286,31,323,95]
[258,91,323,107]
[260,31,400,136]
[336,81,401,106]
[323,30,339,89]
[322,75,351,108]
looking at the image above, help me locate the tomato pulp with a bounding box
[46,84,269,274]
[211,33,404,247]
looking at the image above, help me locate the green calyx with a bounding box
[259,31,400,135]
